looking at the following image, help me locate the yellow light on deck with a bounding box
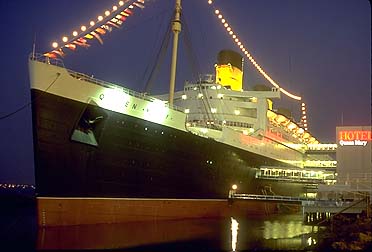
[98,15,103,21]
[105,10,110,16]
[52,42,58,48]
[90,21,95,26]
[81,25,87,31]
[287,122,297,130]
[218,14,222,19]
[303,132,310,139]
[215,10,220,14]
[113,5,118,11]
[234,109,240,115]
[208,0,213,4]
[119,1,124,6]
[72,31,78,36]
[62,36,68,42]
[232,184,237,190]
[200,128,208,134]
[221,19,226,23]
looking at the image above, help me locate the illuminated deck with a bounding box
[256,166,336,185]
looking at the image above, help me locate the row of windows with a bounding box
[223,121,253,128]
[182,93,256,102]
[184,85,221,91]
[188,120,253,129]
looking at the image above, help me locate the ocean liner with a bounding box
[29,0,322,226]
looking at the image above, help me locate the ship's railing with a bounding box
[303,160,337,168]
[306,143,337,151]
[30,53,184,112]
[30,53,65,68]
[185,119,256,131]
[186,120,223,130]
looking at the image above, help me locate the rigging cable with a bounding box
[181,14,202,81]
[141,14,172,93]
[138,10,169,91]
[0,72,61,120]
[180,7,214,125]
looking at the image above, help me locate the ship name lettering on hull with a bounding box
[99,93,170,121]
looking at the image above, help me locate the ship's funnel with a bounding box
[215,50,243,91]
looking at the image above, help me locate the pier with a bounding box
[302,198,368,224]
[229,190,370,224]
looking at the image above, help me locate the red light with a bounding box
[339,130,372,141]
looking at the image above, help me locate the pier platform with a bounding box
[302,199,367,214]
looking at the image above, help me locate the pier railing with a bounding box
[230,193,315,203]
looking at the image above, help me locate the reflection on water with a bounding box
[263,218,317,239]
[37,214,318,251]
[230,217,239,251]
[38,219,219,250]
[230,214,319,251]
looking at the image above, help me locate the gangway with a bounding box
[231,193,314,203]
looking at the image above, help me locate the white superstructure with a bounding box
[155,73,319,167]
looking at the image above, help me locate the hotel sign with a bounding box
[338,130,372,146]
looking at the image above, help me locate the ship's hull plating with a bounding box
[31,89,305,200]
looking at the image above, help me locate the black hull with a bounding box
[31,89,305,199]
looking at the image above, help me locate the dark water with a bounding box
[1,190,320,251]
[0,190,37,251]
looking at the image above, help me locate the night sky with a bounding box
[0,0,370,184]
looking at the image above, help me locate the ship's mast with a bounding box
[168,0,182,106]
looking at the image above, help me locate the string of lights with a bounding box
[301,102,308,130]
[207,0,302,101]
[45,0,145,58]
